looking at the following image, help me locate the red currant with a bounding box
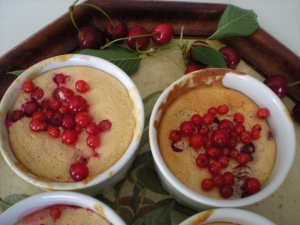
[22,100,40,117]
[219,184,233,198]
[252,124,262,132]
[257,108,270,119]
[50,208,61,221]
[179,121,194,136]
[191,114,202,126]
[201,178,214,191]
[251,130,261,140]
[99,119,112,132]
[229,148,239,159]
[52,87,74,102]
[208,161,221,175]
[217,155,229,168]
[217,104,229,114]
[233,123,245,135]
[245,177,261,194]
[75,112,92,127]
[67,96,88,114]
[32,112,47,122]
[86,135,100,148]
[206,146,221,159]
[218,119,234,133]
[240,131,252,144]
[211,174,224,187]
[86,123,99,135]
[169,130,181,142]
[223,172,234,185]
[211,129,229,147]
[196,154,210,168]
[31,88,44,100]
[29,119,48,132]
[208,107,218,116]
[233,112,245,124]
[22,81,35,93]
[10,110,24,122]
[202,113,214,126]
[48,127,60,138]
[189,133,204,149]
[75,80,90,93]
[62,115,76,130]
[70,163,89,181]
[53,73,69,85]
[62,129,78,145]
[237,153,250,165]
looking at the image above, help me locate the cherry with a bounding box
[179,121,194,136]
[189,40,207,65]
[104,19,128,41]
[75,80,90,93]
[126,26,150,51]
[10,110,24,122]
[78,26,106,50]
[50,208,61,221]
[99,119,112,132]
[211,129,229,147]
[70,163,89,181]
[292,102,300,124]
[219,184,233,198]
[169,130,181,142]
[22,81,35,93]
[86,135,100,148]
[244,177,261,194]
[201,178,214,191]
[151,23,174,45]
[263,74,288,98]
[219,46,241,69]
[196,154,210,168]
[67,95,88,114]
[189,133,204,149]
[62,129,78,145]
[184,64,204,74]
[256,108,270,119]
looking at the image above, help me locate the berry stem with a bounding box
[288,80,300,87]
[69,0,84,39]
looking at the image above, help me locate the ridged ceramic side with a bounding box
[149,69,295,210]
[0,54,144,195]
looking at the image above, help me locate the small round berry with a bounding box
[189,133,204,149]
[233,123,246,135]
[211,129,229,147]
[169,130,181,142]
[206,146,221,159]
[201,178,214,191]
[257,108,270,119]
[223,172,235,185]
[86,123,99,135]
[179,121,194,136]
[11,110,24,122]
[75,112,92,127]
[22,101,40,117]
[237,153,250,165]
[75,80,90,93]
[217,155,229,168]
[99,119,112,132]
[218,119,234,133]
[50,208,61,220]
[67,96,88,114]
[217,104,229,114]
[251,130,261,140]
[202,113,214,126]
[219,184,233,198]
[29,119,48,132]
[233,112,245,124]
[211,174,224,187]
[86,135,100,148]
[62,115,76,130]
[208,107,218,116]
[48,126,60,138]
[229,148,239,159]
[252,124,262,132]
[62,129,78,145]
[32,112,47,122]
[245,177,261,194]
[191,114,202,126]
[53,73,69,85]
[240,131,252,144]
[70,163,89,181]
[196,154,210,168]
[22,81,35,93]
[53,87,74,102]
[208,161,221,175]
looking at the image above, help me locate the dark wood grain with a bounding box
[0,0,299,102]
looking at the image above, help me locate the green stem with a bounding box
[70,11,83,39]
[288,81,300,86]
[75,3,115,27]
[135,186,147,215]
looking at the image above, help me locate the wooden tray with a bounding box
[0,1,299,224]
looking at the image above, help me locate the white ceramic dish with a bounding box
[0,191,125,224]
[149,68,296,210]
[0,54,144,196]
[179,208,276,225]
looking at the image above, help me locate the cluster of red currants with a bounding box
[169,104,267,198]
[8,73,112,182]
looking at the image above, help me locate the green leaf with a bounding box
[6,70,25,76]
[208,4,259,40]
[132,198,175,225]
[193,46,227,68]
[0,194,30,213]
[77,46,142,75]
[143,90,162,119]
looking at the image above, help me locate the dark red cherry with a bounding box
[189,40,207,65]
[151,23,174,45]
[185,64,204,74]
[126,26,150,51]
[219,46,241,69]
[263,74,288,98]
[104,19,128,41]
[78,26,106,50]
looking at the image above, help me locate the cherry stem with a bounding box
[75,3,116,28]
[288,81,300,87]
[69,0,84,38]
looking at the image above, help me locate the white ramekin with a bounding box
[0,54,144,196]
[0,191,125,224]
[149,68,296,210]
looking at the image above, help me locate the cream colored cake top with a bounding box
[9,66,136,182]
[157,70,276,199]
[15,204,112,225]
